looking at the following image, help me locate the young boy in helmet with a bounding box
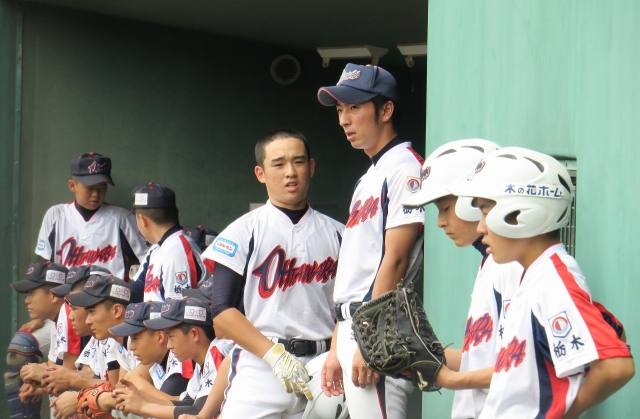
[448,147,634,418]
[402,139,522,419]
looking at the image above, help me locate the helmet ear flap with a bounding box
[455,196,481,222]
[486,200,551,239]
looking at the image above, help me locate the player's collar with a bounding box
[519,242,567,287]
[157,224,182,246]
[370,135,405,166]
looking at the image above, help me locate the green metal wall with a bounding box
[424,1,639,417]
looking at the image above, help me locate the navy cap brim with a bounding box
[76,174,114,187]
[10,279,43,294]
[110,322,146,337]
[143,317,182,331]
[317,86,378,106]
[181,288,209,302]
[67,291,105,308]
[51,283,73,297]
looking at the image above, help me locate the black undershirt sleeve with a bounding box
[172,395,208,418]
[210,263,245,318]
[160,373,189,397]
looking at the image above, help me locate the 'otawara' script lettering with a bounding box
[144,265,161,293]
[462,313,493,352]
[495,337,527,372]
[253,246,338,298]
[56,237,117,266]
[346,196,379,228]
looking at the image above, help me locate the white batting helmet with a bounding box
[302,352,350,419]
[403,139,501,222]
[449,147,574,239]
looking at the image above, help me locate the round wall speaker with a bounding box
[271,55,301,85]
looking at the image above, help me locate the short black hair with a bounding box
[255,128,311,167]
[135,207,179,226]
[371,95,401,132]
[70,277,90,293]
[176,323,216,341]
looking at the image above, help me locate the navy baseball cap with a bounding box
[51,265,112,297]
[144,298,212,330]
[182,278,213,304]
[67,275,132,307]
[11,262,69,293]
[184,226,218,252]
[70,152,114,186]
[110,301,163,337]
[317,63,398,106]
[131,182,176,213]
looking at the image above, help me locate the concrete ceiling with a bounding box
[25,0,427,66]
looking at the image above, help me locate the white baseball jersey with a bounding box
[452,253,522,419]
[35,203,148,280]
[76,337,111,379]
[333,139,424,304]
[202,201,344,341]
[133,227,208,302]
[150,351,183,389]
[480,244,631,419]
[181,339,234,401]
[106,337,139,372]
[48,304,82,363]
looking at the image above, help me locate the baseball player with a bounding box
[449,147,634,418]
[317,64,424,419]
[111,297,233,418]
[402,139,522,418]
[35,152,148,280]
[199,128,343,418]
[130,182,209,302]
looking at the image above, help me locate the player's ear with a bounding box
[254,166,266,184]
[380,100,394,123]
[68,179,76,193]
[113,303,125,319]
[309,158,315,178]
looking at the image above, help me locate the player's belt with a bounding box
[277,338,332,357]
[334,302,363,322]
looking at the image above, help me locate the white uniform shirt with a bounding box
[133,228,208,302]
[334,140,424,303]
[452,254,522,419]
[106,337,139,372]
[76,338,110,380]
[150,351,183,389]
[48,304,82,363]
[202,202,343,341]
[480,244,631,419]
[35,203,148,280]
[181,339,234,401]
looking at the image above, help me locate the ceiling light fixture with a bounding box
[317,45,389,68]
[397,43,427,67]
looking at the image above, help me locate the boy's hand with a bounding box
[321,349,344,396]
[113,377,145,415]
[50,391,79,419]
[42,365,77,395]
[20,363,47,386]
[19,318,44,333]
[19,383,43,403]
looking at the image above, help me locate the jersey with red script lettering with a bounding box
[333,139,424,304]
[180,339,234,401]
[201,201,344,341]
[132,228,209,302]
[452,255,521,419]
[48,303,82,363]
[480,244,632,419]
[35,203,148,280]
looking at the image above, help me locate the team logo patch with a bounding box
[154,364,165,380]
[475,160,486,173]
[201,279,213,289]
[406,176,420,193]
[149,312,161,320]
[57,323,63,336]
[338,69,361,84]
[87,161,107,174]
[46,270,66,285]
[85,278,96,288]
[134,193,148,206]
[502,299,511,319]
[37,240,46,252]
[125,310,135,320]
[549,311,572,338]
[67,271,77,279]
[175,271,188,286]
[213,237,238,257]
[420,165,431,182]
[161,303,171,313]
[110,284,131,301]
[27,266,35,275]
[202,362,210,378]
[184,306,207,322]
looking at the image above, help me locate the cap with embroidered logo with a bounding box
[109,301,163,337]
[317,63,398,106]
[182,278,214,304]
[131,182,176,213]
[10,262,69,293]
[144,298,211,330]
[70,152,114,186]
[51,265,112,297]
[183,226,218,253]
[67,275,132,307]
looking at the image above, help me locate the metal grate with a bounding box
[558,160,577,256]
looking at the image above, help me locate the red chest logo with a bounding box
[346,196,379,229]
[462,313,493,352]
[495,337,527,372]
[56,237,117,266]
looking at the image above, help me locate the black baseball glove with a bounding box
[351,283,446,392]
